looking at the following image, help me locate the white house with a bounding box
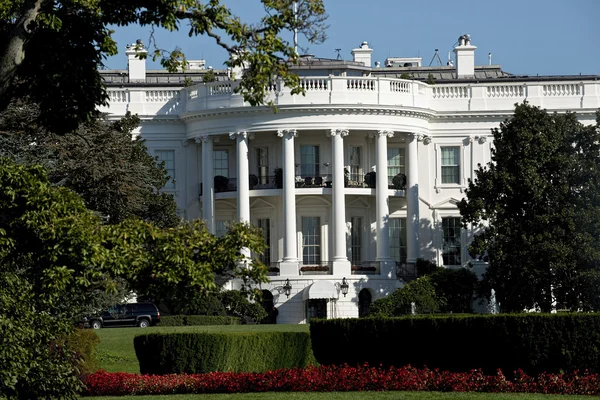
[99,36,600,323]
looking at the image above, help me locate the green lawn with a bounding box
[89,392,595,400]
[95,324,309,373]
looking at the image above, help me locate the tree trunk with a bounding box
[0,0,44,107]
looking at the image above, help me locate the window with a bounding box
[350,217,362,265]
[441,147,460,184]
[215,221,229,238]
[155,150,175,189]
[389,218,407,264]
[214,150,229,178]
[387,148,405,186]
[257,218,270,264]
[302,217,321,264]
[358,289,372,318]
[349,146,362,183]
[442,217,461,265]
[300,145,319,178]
[256,148,269,185]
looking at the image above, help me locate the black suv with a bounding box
[85,303,160,329]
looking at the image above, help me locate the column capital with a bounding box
[277,129,298,139]
[474,135,487,144]
[229,131,254,140]
[328,128,349,138]
[370,130,394,139]
[195,135,209,144]
[415,133,432,144]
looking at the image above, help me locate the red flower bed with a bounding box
[83,365,600,397]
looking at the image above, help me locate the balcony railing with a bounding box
[351,261,380,275]
[299,261,333,275]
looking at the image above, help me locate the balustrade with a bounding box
[543,83,581,96]
[108,90,128,102]
[432,85,470,99]
[146,90,179,102]
[486,85,524,98]
[346,78,375,91]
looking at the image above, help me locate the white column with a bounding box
[330,129,351,275]
[375,130,393,262]
[198,135,215,234]
[230,131,250,224]
[406,133,420,264]
[277,129,299,276]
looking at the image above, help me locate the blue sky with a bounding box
[105,0,599,76]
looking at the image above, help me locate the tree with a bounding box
[0,157,114,398]
[0,0,328,132]
[459,103,600,312]
[102,219,269,311]
[0,102,180,227]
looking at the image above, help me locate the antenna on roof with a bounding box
[428,49,443,66]
[335,48,342,60]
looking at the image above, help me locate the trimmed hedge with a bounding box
[310,313,600,375]
[134,331,316,374]
[159,315,240,326]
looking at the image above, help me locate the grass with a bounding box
[88,392,595,400]
[95,324,309,373]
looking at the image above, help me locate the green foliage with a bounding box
[0,103,179,227]
[426,73,436,84]
[180,293,226,316]
[0,158,111,398]
[203,69,217,82]
[429,268,477,313]
[310,313,600,375]
[220,290,268,324]
[1,0,328,130]
[160,315,241,326]
[67,329,101,376]
[415,258,438,277]
[370,277,440,316]
[102,220,269,309]
[459,104,600,312]
[135,331,316,374]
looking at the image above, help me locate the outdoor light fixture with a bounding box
[340,277,349,297]
[283,279,292,298]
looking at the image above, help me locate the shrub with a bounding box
[415,258,438,277]
[392,173,406,190]
[310,313,600,375]
[134,331,316,374]
[370,276,440,316]
[220,290,267,324]
[85,365,600,396]
[67,328,100,376]
[180,294,226,316]
[364,171,376,188]
[429,267,478,313]
[160,315,240,326]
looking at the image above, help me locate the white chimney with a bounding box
[453,34,477,78]
[351,41,373,67]
[126,39,147,82]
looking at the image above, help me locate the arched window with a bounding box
[358,289,372,318]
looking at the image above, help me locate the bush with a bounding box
[310,313,600,375]
[134,331,316,374]
[370,276,440,316]
[416,258,438,277]
[392,173,406,190]
[160,315,240,326]
[180,294,226,316]
[429,267,478,313]
[220,290,267,323]
[67,329,100,376]
[364,171,376,188]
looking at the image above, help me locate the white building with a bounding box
[100,36,600,323]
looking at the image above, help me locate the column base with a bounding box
[332,259,351,276]
[279,260,300,276]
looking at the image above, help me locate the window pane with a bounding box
[256,148,269,184]
[257,218,270,264]
[215,221,229,238]
[300,146,320,177]
[302,217,321,264]
[351,217,362,265]
[442,217,461,265]
[155,150,175,189]
[387,148,405,185]
[349,147,362,182]
[441,147,460,184]
[389,218,407,264]
[214,150,229,178]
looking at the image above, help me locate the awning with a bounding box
[302,280,338,300]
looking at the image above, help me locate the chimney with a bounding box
[351,41,373,67]
[126,39,147,82]
[453,34,476,78]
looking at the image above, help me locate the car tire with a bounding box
[138,319,150,328]
[91,320,102,329]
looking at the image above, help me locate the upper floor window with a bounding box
[256,148,269,184]
[155,150,175,189]
[442,217,461,265]
[214,150,229,178]
[348,146,362,183]
[389,218,407,264]
[300,145,320,178]
[350,216,362,265]
[302,216,321,265]
[388,148,406,186]
[441,147,460,184]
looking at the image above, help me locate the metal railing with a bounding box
[299,261,333,275]
[351,261,380,275]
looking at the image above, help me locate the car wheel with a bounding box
[138,319,150,328]
[91,320,102,329]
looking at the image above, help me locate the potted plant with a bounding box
[274,168,283,189]
[392,173,406,190]
[364,171,376,188]
[249,174,259,189]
